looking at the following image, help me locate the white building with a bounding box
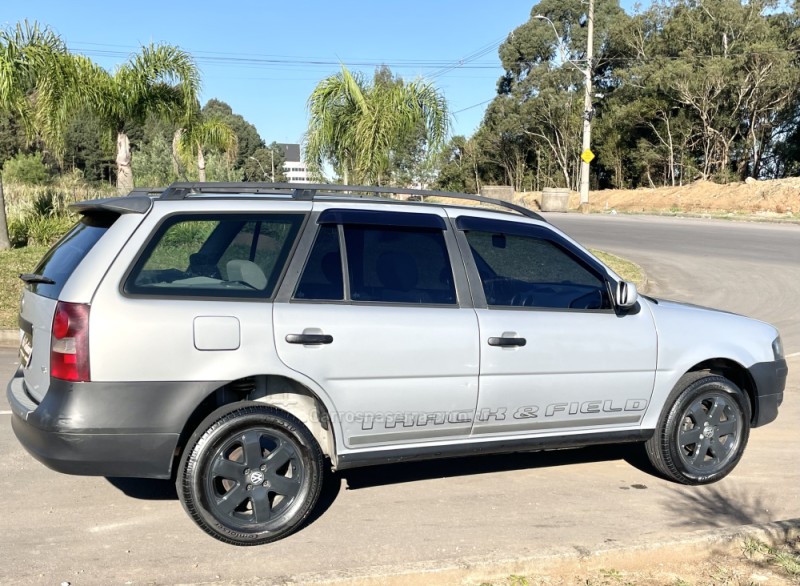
[279,144,312,183]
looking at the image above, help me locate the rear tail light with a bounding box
[51,302,90,382]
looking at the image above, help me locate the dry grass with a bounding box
[476,537,800,585]
[590,249,646,289]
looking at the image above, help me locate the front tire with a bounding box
[646,373,751,485]
[177,403,324,545]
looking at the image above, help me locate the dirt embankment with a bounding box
[519,177,800,218]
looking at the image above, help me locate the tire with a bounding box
[645,372,751,485]
[176,402,324,545]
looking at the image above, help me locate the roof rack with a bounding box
[127,187,167,197]
[157,182,546,222]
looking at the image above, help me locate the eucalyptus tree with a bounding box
[606,0,799,182]
[88,43,200,192]
[493,0,629,190]
[305,65,449,185]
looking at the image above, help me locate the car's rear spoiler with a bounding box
[69,196,153,215]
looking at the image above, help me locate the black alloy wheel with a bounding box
[646,373,751,485]
[177,403,324,545]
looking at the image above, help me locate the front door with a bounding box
[453,216,657,437]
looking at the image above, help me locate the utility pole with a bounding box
[270,148,275,182]
[579,0,595,213]
[535,5,595,212]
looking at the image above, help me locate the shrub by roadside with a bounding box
[3,177,114,247]
[0,245,47,329]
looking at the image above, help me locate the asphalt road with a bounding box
[1,214,798,585]
[550,213,800,353]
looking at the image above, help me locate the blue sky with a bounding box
[5,1,635,146]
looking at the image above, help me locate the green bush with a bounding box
[2,152,51,185]
[8,214,75,247]
[132,134,178,187]
[31,187,68,217]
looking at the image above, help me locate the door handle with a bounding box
[286,334,333,345]
[488,336,526,347]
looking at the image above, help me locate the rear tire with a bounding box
[176,403,324,545]
[646,373,750,485]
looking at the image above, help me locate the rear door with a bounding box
[90,203,308,383]
[273,207,479,449]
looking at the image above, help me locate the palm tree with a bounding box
[0,20,93,249]
[174,114,238,182]
[88,43,200,193]
[305,65,449,185]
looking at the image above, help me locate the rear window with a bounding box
[28,214,116,299]
[124,213,304,298]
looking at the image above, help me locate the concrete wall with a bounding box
[479,186,515,202]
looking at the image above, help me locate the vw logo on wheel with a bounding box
[249,471,265,485]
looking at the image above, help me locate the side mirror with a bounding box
[615,281,638,309]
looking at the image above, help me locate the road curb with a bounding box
[286,518,800,585]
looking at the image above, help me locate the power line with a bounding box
[453,98,494,114]
[428,36,506,79]
[68,42,502,73]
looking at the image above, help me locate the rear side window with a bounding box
[293,223,457,305]
[125,214,303,298]
[294,225,344,301]
[344,225,456,305]
[28,214,116,299]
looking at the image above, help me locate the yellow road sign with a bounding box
[581,149,595,164]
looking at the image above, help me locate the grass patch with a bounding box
[0,246,49,329]
[743,537,800,577]
[591,249,646,289]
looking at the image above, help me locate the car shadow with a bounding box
[104,445,656,534]
[340,443,655,489]
[105,458,345,531]
[106,477,178,500]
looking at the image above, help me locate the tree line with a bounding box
[0,21,450,252]
[2,0,798,248]
[436,0,799,194]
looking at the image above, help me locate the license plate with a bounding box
[19,330,32,369]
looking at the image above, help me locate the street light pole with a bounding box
[270,149,275,182]
[579,0,595,213]
[249,156,268,181]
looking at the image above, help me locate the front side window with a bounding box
[126,214,303,298]
[465,230,609,310]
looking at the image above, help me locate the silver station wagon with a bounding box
[7,183,787,545]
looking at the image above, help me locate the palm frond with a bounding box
[305,64,449,185]
[177,115,238,170]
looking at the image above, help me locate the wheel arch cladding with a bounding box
[172,374,336,478]
[688,358,757,424]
